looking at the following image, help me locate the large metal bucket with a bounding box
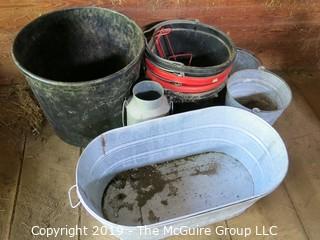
[225,69,292,125]
[69,106,288,240]
[12,7,144,146]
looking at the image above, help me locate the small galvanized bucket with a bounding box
[231,48,262,74]
[225,69,292,125]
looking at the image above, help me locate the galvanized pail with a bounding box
[226,69,292,125]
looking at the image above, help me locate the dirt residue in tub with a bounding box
[101,137,106,154]
[106,194,134,218]
[115,165,168,208]
[161,200,168,206]
[191,162,217,176]
[105,164,182,209]
[102,152,233,225]
[117,193,127,200]
[236,93,278,111]
[102,164,182,224]
[148,210,160,223]
[168,183,178,197]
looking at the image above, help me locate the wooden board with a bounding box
[274,83,320,240]
[278,71,320,120]
[80,207,118,240]
[0,129,25,240]
[8,125,80,240]
[226,186,308,240]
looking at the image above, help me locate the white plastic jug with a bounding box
[123,80,171,125]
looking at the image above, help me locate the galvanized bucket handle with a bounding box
[170,101,174,114]
[258,65,266,71]
[68,184,81,208]
[122,99,128,127]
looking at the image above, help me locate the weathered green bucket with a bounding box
[12,7,144,146]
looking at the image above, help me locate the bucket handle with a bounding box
[122,99,128,127]
[170,101,174,114]
[68,185,81,208]
[258,66,266,71]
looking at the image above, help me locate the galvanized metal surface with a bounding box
[225,69,292,125]
[73,106,288,240]
[231,48,262,74]
[102,152,254,226]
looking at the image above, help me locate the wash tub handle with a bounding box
[68,184,81,208]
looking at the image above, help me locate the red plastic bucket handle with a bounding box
[145,59,231,93]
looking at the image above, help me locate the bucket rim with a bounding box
[227,69,293,112]
[144,19,237,76]
[11,7,145,86]
[235,47,263,67]
[132,80,165,102]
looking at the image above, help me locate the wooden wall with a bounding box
[1,0,320,85]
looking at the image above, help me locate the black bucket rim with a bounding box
[12,7,145,86]
[144,19,236,76]
[165,83,225,100]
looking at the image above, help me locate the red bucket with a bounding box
[144,20,236,95]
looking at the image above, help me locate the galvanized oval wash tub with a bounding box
[70,106,288,240]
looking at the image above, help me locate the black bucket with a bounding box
[166,85,227,114]
[145,20,236,77]
[12,7,144,146]
[144,20,235,113]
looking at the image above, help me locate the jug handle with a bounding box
[68,184,81,208]
[122,99,128,126]
[170,101,174,114]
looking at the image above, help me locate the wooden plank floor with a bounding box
[1,75,320,239]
